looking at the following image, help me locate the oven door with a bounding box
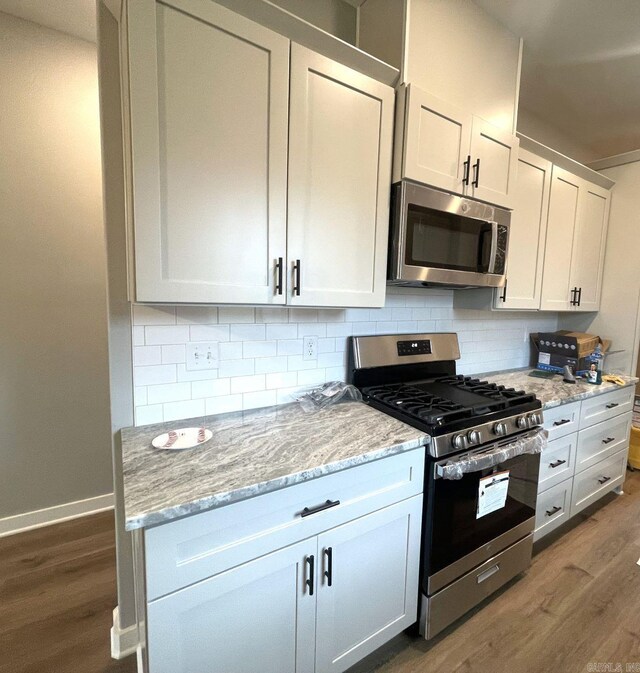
[389,181,509,288]
[425,430,540,595]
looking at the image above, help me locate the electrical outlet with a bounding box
[303,336,318,361]
[186,342,219,371]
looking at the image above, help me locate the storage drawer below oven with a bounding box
[421,534,533,640]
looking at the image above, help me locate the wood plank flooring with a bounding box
[0,511,136,673]
[1,471,639,673]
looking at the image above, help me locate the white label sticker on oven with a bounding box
[477,470,510,519]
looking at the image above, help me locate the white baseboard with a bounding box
[0,493,114,538]
[111,607,139,660]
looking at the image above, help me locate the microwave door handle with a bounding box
[488,221,499,273]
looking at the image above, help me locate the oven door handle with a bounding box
[435,428,547,480]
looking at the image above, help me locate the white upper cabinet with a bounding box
[287,44,393,308]
[124,1,393,307]
[494,150,551,310]
[395,85,518,209]
[570,184,610,312]
[127,0,289,304]
[540,166,581,311]
[399,86,472,194]
[468,116,519,209]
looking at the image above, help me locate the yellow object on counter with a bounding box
[602,374,626,385]
[629,427,640,470]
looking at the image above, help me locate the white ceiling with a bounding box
[0,0,97,42]
[1,0,638,158]
[475,0,640,159]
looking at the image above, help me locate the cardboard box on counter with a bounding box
[530,331,611,375]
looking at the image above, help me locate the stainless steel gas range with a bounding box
[348,333,546,639]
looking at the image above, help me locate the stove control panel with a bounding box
[397,339,432,356]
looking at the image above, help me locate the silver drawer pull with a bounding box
[553,419,571,427]
[602,437,615,444]
[605,402,619,409]
[549,459,567,468]
[546,505,562,517]
[477,564,500,584]
[598,475,611,485]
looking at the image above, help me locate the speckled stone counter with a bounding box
[121,401,428,530]
[482,368,638,410]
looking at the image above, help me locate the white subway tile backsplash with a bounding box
[218,359,255,378]
[161,344,186,364]
[266,323,298,340]
[243,390,277,410]
[134,346,162,366]
[190,324,230,342]
[277,339,303,356]
[147,382,191,405]
[145,325,190,345]
[230,324,265,341]
[131,289,559,425]
[176,306,218,325]
[219,342,243,360]
[133,304,176,326]
[255,356,289,374]
[163,399,205,422]
[192,378,231,398]
[230,374,265,394]
[134,364,176,386]
[243,340,277,358]
[135,404,164,425]
[219,307,255,323]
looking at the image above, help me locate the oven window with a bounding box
[428,453,538,576]
[405,204,493,273]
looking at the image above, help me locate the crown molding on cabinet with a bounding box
[588,149,640,172]
[214,0,400,86]
[518,134,615,191]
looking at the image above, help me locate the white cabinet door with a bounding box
[494,149,551,309]
[540,166,581,311]
[570,182,610,312]
[467,116,519,209]
[147,538,316,673]
[314,495,422,673]
[287,44,393,308]
[127,0,289,303]
[401,85,473,195]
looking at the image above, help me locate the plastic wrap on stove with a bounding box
[437,428,548,480]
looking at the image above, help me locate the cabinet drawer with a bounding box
[537,434,577,493]
[576,413,631,473]
[534,478,573,542]
[570,449,627,517]
[543,401,581,440]
[145,447,425,600]
[578,387,634,429]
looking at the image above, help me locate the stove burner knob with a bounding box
[452,434,466,449]
[530,412,543,426]
[494,422,508,436]
[516,416,528,429]
[467,430,481,445]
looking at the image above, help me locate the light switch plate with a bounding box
[186,342,219,371]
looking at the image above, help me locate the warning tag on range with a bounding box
[477,470,510,519]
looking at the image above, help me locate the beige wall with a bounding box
[517,107,599,165]
[0,12,112,518]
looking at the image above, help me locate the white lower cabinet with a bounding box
[147,539,316,673]
[141,449,425,673]
[535,388,632,542]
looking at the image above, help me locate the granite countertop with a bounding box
[482,368,638,410]
[121,401,428,530]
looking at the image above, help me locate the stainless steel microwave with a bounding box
[388,181,510,288]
